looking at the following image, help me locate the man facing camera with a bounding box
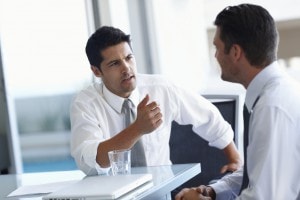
[70,26,241,178]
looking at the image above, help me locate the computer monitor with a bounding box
[202,94,244,150]
[169,93,243,187]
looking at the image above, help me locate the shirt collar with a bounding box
[245,61,283,111]
[102,84,140,114]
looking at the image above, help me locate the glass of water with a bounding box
[108,149,131,175]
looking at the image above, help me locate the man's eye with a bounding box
[108,62,118,67]
[126,55,134,60]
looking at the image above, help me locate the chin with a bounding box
[220,73,227,81]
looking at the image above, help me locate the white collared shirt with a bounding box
[212,61,300,200]
[70,73,233,175]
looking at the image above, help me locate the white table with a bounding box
[1,163,201,200]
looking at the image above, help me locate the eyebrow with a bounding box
[106,59,119,66]
[103,55,124,67]
[104,51,133,66]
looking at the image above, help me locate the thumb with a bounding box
[138,94,150,108]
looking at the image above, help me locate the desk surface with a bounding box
[1,163,201,200]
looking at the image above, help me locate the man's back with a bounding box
[247,64,300,199]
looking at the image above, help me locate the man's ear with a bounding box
[231,44,243,62]
[91,66,102,77]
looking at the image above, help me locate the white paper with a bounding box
[7,180,78,197]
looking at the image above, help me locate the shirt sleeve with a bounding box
[172,85,234,149]
[70,98,110,175]
[209,167,243,200]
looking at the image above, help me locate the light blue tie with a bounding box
[122,99,146,166]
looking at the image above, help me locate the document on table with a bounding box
[7,180,78,197]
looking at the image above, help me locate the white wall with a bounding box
[204,0,300,28]
[146,0,210,92]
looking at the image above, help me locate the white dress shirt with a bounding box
[70,73,233,175]
[211,61,300,200]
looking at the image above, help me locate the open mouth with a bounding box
[122,75,134,82]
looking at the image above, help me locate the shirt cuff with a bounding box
[209,169,243,200]
[208,127,233,149]
[78,140,111,175]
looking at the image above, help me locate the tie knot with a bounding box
[243,104,250,115]
[122,99,133,112]
[122,99,135,127]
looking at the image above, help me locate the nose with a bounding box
[121,60,131,72]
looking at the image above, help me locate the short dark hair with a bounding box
[214,4,279,67]
[85,26,131,69]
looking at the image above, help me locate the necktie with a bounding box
[122,99,147,167]
[239,97,260,194]
[239,104,250,193]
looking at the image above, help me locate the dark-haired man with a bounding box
[70,26,241,180]
[175,3,300,200]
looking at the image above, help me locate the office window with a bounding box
[0,0,91,172]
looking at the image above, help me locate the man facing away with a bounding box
[175,3,300,200]
[70,26,241,178]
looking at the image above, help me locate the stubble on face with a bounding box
[99,42,137,98]
[213,28,237,83]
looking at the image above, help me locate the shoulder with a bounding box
[257,75,300,116]
[135,74,181,102]
[72,83,104,105]
[263,74,299,101]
